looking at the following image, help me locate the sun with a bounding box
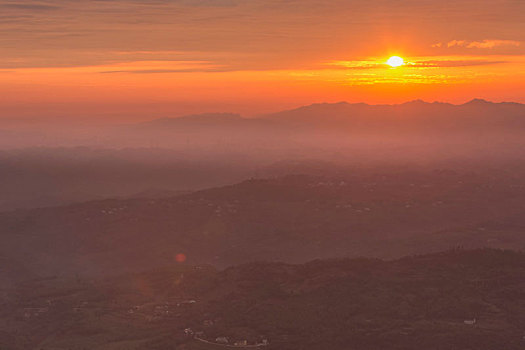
[386,56,404,67]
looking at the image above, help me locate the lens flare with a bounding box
[175,253,187,263]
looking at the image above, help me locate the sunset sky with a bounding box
[1,0,524,120]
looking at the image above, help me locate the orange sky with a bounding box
[0,0,524,120]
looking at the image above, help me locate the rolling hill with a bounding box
[2,249,524,349]
[2,168,525,282]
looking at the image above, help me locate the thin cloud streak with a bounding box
[328,58,509,70]
[0,3,60,11]
[433,40,522,49]
[100,68,233,74]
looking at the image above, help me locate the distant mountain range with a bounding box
[0,100,524,150]
[132,99,525,132]
[91,99,524,157]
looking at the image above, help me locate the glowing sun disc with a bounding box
[387,56,404,67]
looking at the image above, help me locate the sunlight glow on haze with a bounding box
[0,0,523,120]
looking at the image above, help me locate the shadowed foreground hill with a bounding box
[1,249,524,349]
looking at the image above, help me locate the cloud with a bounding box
[100,68,231,74]
[466,40,521,49]
[0,3,60,11]
[328,58,507,70]
[433,40,521,49]
[447,40,468,48]
[327,61,382,70]
[97,60,230,74]
[410,60,506,68]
